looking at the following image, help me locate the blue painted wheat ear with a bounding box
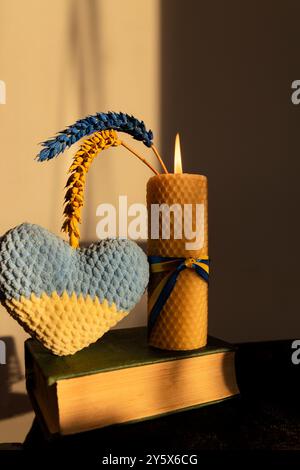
[37,112,154,161]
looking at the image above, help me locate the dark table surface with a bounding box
[1,339,300,465]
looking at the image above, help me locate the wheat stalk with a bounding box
[151,144,168,173]
[62,130,121,248]
[37,112,153,161]
[121,141,159,175]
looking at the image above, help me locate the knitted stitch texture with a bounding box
[0,224,149,355]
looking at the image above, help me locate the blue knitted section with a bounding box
[0,224,149,312]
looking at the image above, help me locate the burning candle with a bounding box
[147,135,208,350]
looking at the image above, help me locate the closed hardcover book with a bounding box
[25,327,239,435]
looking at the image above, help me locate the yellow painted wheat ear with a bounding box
[62,129,121,248]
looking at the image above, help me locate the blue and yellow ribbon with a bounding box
[148,255,209,335]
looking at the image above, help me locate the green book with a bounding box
[25,327,239,435]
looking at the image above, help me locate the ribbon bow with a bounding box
[148,255,209,335]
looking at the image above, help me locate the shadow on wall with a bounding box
[0,337,32,420]
[161,0,300,342]
[68,0,119,242]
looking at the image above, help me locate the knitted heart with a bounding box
[0,223,149,355]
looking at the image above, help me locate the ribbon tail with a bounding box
[148,271,173,315]
[148,268,183,336]
[193,264,209,283]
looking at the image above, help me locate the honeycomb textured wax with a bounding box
[147,174,208,350]
[0,223,149,355]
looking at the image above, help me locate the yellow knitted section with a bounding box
[62,129,121,248]
[5,292,127,356]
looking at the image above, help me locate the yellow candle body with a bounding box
[147,174,208,350]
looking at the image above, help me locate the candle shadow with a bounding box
[160,0,300,343]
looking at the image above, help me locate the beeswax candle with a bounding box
[147,138,208,350]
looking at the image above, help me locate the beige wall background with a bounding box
[0,0,160,442]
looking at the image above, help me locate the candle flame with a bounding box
[174,133,183,174]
